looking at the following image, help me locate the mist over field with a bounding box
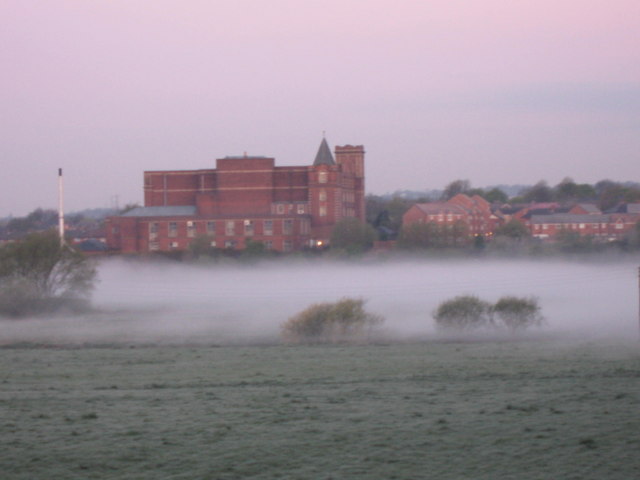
[1,256,637,345]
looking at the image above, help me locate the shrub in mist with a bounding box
[281,297,383,344]
[433,295,493,331]
[492,296,544,332]
[433,295,545,332]
[0,231,96,317]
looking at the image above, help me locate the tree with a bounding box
[0,231,96,317]
[281,298,383,344]
[441,180,471,200]
[434,294,545,333]
[484,187,508,204]
[492,296,544,331]
[365,194,414,238]
[555,230,598,253]
[330,218,376,254]
[494,219,530,240]
[433,295,493,331]
[397,222,442,249]
[450,220,470,246]
[522,181,554,203]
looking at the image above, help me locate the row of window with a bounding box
[271,203,307,215]
[148,218,308,239]
[149,239,295,252]
[533,223,625,231]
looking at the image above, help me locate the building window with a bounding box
[276,204,285,214]
[170,241,179,249]
[225,239,237,249]
[264,220,273,236]
[319,206,327,217]
[149,222,159,240]
[244,220,254,236]
[284,219,293,235]
[301,219,310,234]
[264,240,273,250]
[283,240,293,252]
[297,204,305,214]
[187,221,196,237]
[318,171,328,183]
[168,222,177,237]
[149,241,159,251]
[206,221,216,235]
[319,189,327,201]
[210,240,217,247]
[225,220,235,236]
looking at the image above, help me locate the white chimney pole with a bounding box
[58,168,65,246]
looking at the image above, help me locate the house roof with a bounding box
[529,214,611,224]
[121,206,197,217]
[313,138,335,166]
[573,203,601,214]
[414,203,467,215]
[627,203,640,214]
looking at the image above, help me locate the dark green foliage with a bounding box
[433,295,493,331]
[397,222,443,249]
[281,298,383,343]
[492,296,544,331]
[522,181,554,203]
[0,231,96,317]
[555,178,597,202]
[484,187,509,204]
[187,234,225,260]
[441,179,471,200]
[365,194,415,237]
[494,219,530,240]
[330,218,376,254]
[555,230,600,253]
[434,295,545,332]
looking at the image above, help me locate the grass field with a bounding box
[1,340,639,479]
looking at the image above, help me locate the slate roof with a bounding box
[627,203,640,214]
[530,214,611,224]
[576,203,601,214]
[121,206,197,217]
[414,203,468,215]
[313,138,335,166]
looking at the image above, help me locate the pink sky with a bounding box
[1,0,639,215]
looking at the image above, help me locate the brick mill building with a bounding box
[105,139,365,253]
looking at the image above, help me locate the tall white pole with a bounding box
[58,168,65,246]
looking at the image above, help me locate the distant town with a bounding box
[2,140,640,255]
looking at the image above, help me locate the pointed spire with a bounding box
[313,137,335,166]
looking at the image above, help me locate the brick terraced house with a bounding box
[402,193,500,238]
[528,212,639,241]
[105,139,365,253]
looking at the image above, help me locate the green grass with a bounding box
[1,341,639,479]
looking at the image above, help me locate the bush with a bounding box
[492,296,544,331]
[0,231,96,317]
[330,218,376,255]
[433,295,545,333]
[281,298,383,344]
[433,295,493,331]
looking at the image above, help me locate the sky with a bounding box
[1,0,639,217]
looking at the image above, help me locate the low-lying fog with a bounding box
[2,256,639,345]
